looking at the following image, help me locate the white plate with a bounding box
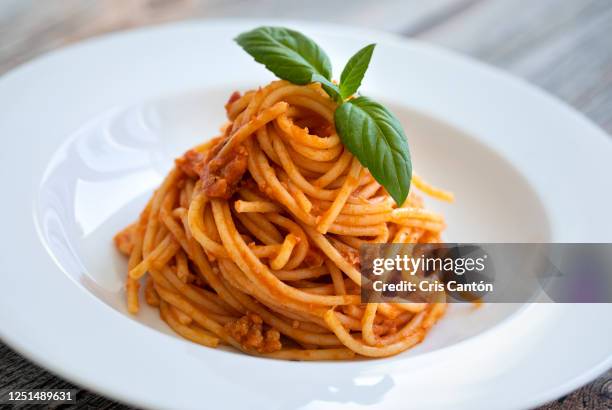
[0,20,611,410]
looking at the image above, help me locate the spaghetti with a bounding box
[114,80,453,360]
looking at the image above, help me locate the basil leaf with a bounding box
[235,26,332,85]
[339,44,375,100]
[311,73,342,103]
[334,97,412,205]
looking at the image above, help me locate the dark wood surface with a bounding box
[1,1,611,408]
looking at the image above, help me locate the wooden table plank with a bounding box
[0,1,610,409]
[0,0,467,74]
[419,0,612,132]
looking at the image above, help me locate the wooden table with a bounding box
[1,1,611,408]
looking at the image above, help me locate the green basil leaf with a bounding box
[235,26,332,85]
[339,44,375,100]
[311,73,342,103]
[334,97,412,205]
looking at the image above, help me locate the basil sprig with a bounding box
[335,97,411,205]
[339,43,375,100]
[235,27,333,87]
[235,26,412,205]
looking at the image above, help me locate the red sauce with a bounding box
[225,312,282,353]
[175,135,249,199]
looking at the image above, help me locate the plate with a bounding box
[0,20,611,409]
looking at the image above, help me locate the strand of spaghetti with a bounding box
[286,145,336,173]
[187,192,228,257]
[237,187,270,202]
[160,190,191,252]
[393,302,428,313]
[282,318,330,334]
[282,94,336,123]
[234,200,282,213]
[201,200,219,241]
[247,138,316,224]
[356,180,381,199]
[144,276,160,307]
[394,227,425,244]
[361,303,379,346]
[270,233,299,270]
[286,180,313,214]
[182,178,195,206]
[423,303,447,329]
[189,209,209,249]
[261,83,335,118]
[212,199,361,306]
[271,266,327,281]
[324,310,425,357]
[124,220,146,314]
[412,174,455,202]
[179,183,189,208]
[335,235,368,250]
[343,304,363,319]
[175,250,190,283]
[129,235,179,279]
[152,223,168,245]
[314,197,394,215]
[327,223,387,237]
[392,226,413,243]
[394,219,446,232]
[256,126,282,165]
[185,235,245,313]
[234,212,283,245]
[377,303,403,319]
[298,284,337,295]
[333,311,366,331]
[214,101,288,161]
[159,301,219,347]
[263,213,309,270]
[159,266,237,317]
[190,285,237,313]
[230,86,266,132]
[126,266,141,312]
[264,348,354,361]
[375,224,390,242]
[378,311,426,345]
[250,244,281,258]
[276,114,340,149]
[391,207,445,223]
[328,238,358,262]
[313,149,352,188]
[301,223,362,284]
[142,169,181,257]
[114,223,136,255]
[333,212,389,226]
[325,259,347,295]
[226,91,254,120]
[270,130,340,201]
[170,304,193,325]
[280,82,334,107]
[316,157,362,234]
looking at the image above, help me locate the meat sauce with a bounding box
[225,312,282,353]
[175,94,249,199]
[199,138,248,199]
